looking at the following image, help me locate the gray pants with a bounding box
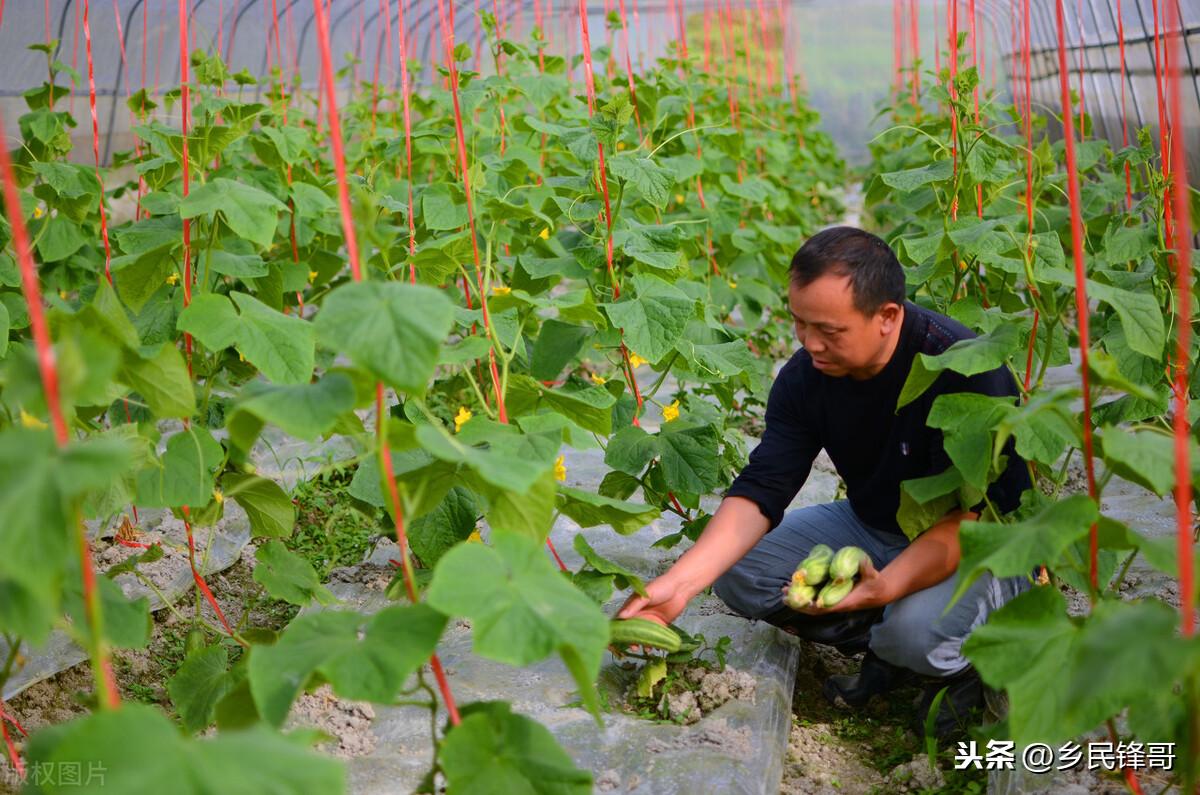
[712,500,1031,678]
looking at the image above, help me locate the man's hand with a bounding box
[781,557,893,614]
[616,577,693,627]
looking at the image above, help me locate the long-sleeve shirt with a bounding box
[724,300,1031,536]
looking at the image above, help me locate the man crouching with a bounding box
[617,226,1032,739]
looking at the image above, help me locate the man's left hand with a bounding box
[780,557,893,614]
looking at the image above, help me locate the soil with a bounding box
[285,684,378,760]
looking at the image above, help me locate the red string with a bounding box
[81,0,112,285]
[70,0,80,115]
[312,0,463,728]
[893,0,903,97]
[1052,0,1099,588]
[909,0,919,102]
[615,0,644,141]
[434,0,508,429]
[178,0,195,380]
[0,110,119,711]
[180,507,235,636]
[1075,0,1085,136]
[1115,0,1131,208]
[947,0,959,222]
[397,0,417,282]
[969,0,982,218]
[1165,0,1194,640]
[0,701,25,780]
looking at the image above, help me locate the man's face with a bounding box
[787,273,902,379]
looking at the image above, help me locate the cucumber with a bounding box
[184,627,207,657]
[816,578,854,608]
[783,582,816,610]
[609,618,682,652]
[792,543,834,586]
[830,546,867,580]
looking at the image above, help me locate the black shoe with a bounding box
[914,665,985,741]
[760,604,885,656]
[822,650,915,709]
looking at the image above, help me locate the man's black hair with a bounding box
[788,226,906,316]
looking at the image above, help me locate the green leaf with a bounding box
[676,339,755,380]
[485,467,559,541]
[222,473,295,537]
[879,159,954,192]
[953,495,1096,605]
[506,375,617,436]
[315,281,454,393]
[1061,598,1197,733]
[23,703,345,794]
[226,374,357,450]
[168,645,238,733]
[1097,427,1200,497]
[416,422,554,494]
[963,586,1082,745]
[557,486,659,536]
[178,293,240,351]
[249,604,446,725]
[205,249,268,278]
[601,276,695,363]
[439,701,592,794]
[64,573,151,650]
[230,292,314,385]
[657,423,722,494]
[252,540,337,606]
[179,178,287,249]
[718,174,770,203]
[408,486,478,567]
[608,154,673,209]
[0,300,9,359]
[1039,268,1165,359]
[135,427,224,508]
[35,215,88,262]
[927,393,1013,489]
[530,319,590,380]
[1085,281,1164,359]
[897,323,1022,408]
[119,342,196,419]
[421,183,469,231]
[604,425,659,475]
[572,534,648,596]
[897,468,963,540]
[426,530,608,720]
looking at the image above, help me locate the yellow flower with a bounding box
[675,193,685,205]
[492,284,511,295]
[539,228,550,240]
[19,409,47,429]
[628,352,648,368]
[617,141,626,151]
[165,273,180,285]
[58,290,68,300]
[238,351,246,362]
[308,270,319,281]
[454,405,472,433]
[554,454,567,482]
[33,206,44,219]
[663,400,681,423]
[467,528,484,543]
[588,372,606,385]
[213,489,224,505]
[727,280,738,289]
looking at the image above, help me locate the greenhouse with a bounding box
[0,0,1197,792]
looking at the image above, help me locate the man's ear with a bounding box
[878,302,903,334]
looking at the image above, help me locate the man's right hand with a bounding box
[615,576,694,627]
[614,496,771,627]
